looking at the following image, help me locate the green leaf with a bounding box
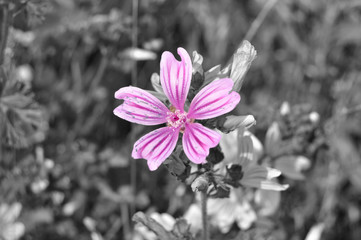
[0,77,47,148]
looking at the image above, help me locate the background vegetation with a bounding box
[1,0,361,239]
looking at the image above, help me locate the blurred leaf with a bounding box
[132,212,178,240]
[207,145,224,164]
[0,94,47,148]
[192,51,204,76]
[164,152,190,181]
[265,122,281,157]
[209,184,231,199]
[172,218,192,239]
[334,23,361,45]
[202,65,229,87]
[150,73,164,93]
[26,0,50,26]
[226,164,244,181]
[191,51,204,90]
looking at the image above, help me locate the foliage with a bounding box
[1,0,361,240]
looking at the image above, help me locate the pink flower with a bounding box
[114,48,240,171]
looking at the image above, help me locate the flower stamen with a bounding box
[166,106,194,132]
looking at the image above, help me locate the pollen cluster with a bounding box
[166,107,193,132]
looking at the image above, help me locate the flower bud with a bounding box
[191,174,210,192]
[226,164,244,181]
[230,40,257,92]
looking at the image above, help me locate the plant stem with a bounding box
[0,2,10,66]
[244,0,278,42]
[201,191,209,240]
[0,1,10,161]
[130,0,139,220]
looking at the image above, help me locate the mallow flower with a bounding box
[114,48,240,170]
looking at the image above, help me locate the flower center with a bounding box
[166,106,194,132]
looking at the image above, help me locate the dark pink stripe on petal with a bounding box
[188,78,241,120]
[160,48,192,111]
[182,123,221,164]
[131,127,180,171]
[113,86,168,125]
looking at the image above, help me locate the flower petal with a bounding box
[241,165,288,191]
[132,127,180,171]
[114,86,169,125]
[188,78,240,120]
[182,123,221,164]
[160,47,192,111]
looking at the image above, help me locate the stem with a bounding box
[121,202,131,240]
[130,0,139,219]
[244,0,278,42]
[0,2,10,161]
[131,0,138,87]
[0,2,10,66]
[201,191,209,240]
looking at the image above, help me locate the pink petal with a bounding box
[188,78,240,120]
[182,123,221,164]
[160,47,192,111]
[132,127,180,171]
[114,86,169,125]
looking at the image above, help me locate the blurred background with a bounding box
[1,0,361,239]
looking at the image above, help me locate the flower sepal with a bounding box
[217,115,256,133]
[164,147,191,181]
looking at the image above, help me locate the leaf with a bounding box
[0,68,48,148]
[164,153,191,182]
[265,122,281,157]
[172,218,192,239]
[202,65,229,87]
[150,73,164,93]
[226,164,244,181]
[0,99,47,148]
[207,145,224,164]
[192,51,204,75]
[26,0,50,27]
[132,212,177,240]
